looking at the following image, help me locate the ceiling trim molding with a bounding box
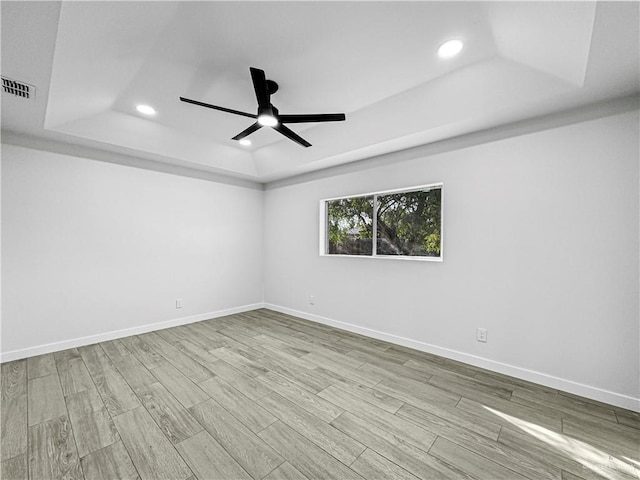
[2,94,637,191]
[0,130,264,191]
[264,94,639,190]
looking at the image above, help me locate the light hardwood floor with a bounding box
[1,309,638,480]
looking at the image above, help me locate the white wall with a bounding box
[1,144,263,359]
[263,110,640,409]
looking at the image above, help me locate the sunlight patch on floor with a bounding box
[483,406,639,480]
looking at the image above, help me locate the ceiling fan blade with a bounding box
[274,124,311,148]
[232,122,262,141]
[279,113,346,124]
[180,97,256,119]
[250,67,270,109]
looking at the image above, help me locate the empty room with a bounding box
[1,1,639,479]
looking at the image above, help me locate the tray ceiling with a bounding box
[2,1,638,182]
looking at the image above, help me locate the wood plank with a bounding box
[189,399,284,479]
[102,339,157,389]
[100,339,132,360]
[1,454,27,480]
[112,407,192,480]
[27,354,57,380]
[27,374,66,426]
[498,426,627,480]
[174,339,222,369]
[346,347,408,366]
[358,361,430,384]
[254,341,319,369]
[257,421,363,480]
[150,363,209,408]
[395,400,502,441]
[397,404,561,480]
[58,358,94,396]
[53,348,81,365]
[135,382,203,444]
[616,410,640,430]
[427,371,514,404]
[258,372,344,423]
[473,369,558,396]
[350,448,420,480]
[511,388,617,423]
[218,326,263,348]
[258,392,366,465]
[155,327,189,345]
[79,344,140,416]
[254,334,312,358]
[206,359,272,401]
[65,388,119,458]
[119,335,168,369]
[336,335,392,354]
[80,441,139,480]
[300,352,382,387]
[456,395,562,432]
[403,357,478,379]
[111,354,157,390]
[330,412,470,480]
[264,462,309,480]
[252,347,330,393]
[210,347,269,378]
[273,321,343,345]
[140,333,214,383]
[199,376,277,433]
[358,355,436,383]
[28,415,82,480]
[429,437,529,480]
[300,347,365,370]
[562,417,640,461]
[385,344,447,365]
[441,358,484,377]
[329,380,404,414]
[1,360,27,461]
[176,430,252,480]
[181,323,230,349]
[318,384,437,452]
[562,471,588,480]
[375,370,460,408]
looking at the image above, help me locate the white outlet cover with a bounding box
[476,328,487,342]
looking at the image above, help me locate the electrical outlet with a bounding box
[476,328,487,343]
[309,295,315,305]
[176,299,183,309]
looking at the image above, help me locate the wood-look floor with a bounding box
[1,308,638,480]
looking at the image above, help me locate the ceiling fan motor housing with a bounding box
[266,79,279,95]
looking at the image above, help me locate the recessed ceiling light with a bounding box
[438,39,464,59]
[239,138,251,146]
[136,104,156,115]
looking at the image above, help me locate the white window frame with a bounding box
[319,182,444,262]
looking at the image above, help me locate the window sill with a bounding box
[319,253,443,262]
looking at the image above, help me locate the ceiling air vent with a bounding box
[1,77,35,99]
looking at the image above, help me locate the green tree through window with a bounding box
[377,189,441,257]
[327,196,373,255]
[325,185,442,258]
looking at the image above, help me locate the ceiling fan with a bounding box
[180,67,346,148]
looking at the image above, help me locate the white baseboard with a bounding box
[265,303,640,412]
[0,303,266,363]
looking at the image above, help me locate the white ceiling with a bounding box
[1,1,639,183]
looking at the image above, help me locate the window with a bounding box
[321,184,443,260]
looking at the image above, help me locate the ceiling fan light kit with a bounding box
[180,67,346,148]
